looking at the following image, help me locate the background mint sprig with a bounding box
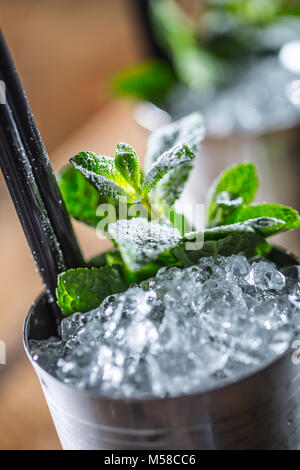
[56,112,300,316]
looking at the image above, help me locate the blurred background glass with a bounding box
[0,0,299,449]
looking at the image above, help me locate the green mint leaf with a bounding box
[145,113,204,206]
[143,143,194,193]
[71,151,135,201]
[206,162,258,226]
[114,143,141,191]
[112,59,175,102]
[57,164,104,228]
[225,204,300,235]
[108,218,181,272]
[57,165,135,232]
[56,266,127,316]
[176,219,279,266]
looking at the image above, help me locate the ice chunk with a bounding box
[246,261,286,290]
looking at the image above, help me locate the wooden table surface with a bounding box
[0,101,146,450]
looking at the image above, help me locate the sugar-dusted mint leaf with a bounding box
[70,151,135,201]
[112,59,175,102]
[57,164,104,228]
[56,266,127,316]
[143,143,194,193]
[225,204,300,235]
[114,143,141,191]
[145,113,204,207]
[149,0,221,92]
[206,163,258,226]
[108,218,181,272]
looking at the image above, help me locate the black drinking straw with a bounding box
[0,31,84,320]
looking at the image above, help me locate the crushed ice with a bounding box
[30,255,300,398]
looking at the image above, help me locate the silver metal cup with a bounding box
[24,287,300,450]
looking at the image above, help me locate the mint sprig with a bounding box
[57,164,104,228]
